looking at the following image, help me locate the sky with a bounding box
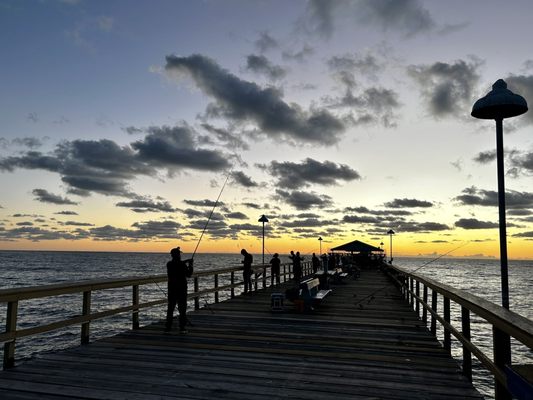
[1,0,533,259]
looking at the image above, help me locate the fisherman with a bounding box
[241,249,253,294]
[165,247,193,333]
[270,253,281,285]
[311,253,320,273]
[290,250,303,283]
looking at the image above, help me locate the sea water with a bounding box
[0,251,532,399]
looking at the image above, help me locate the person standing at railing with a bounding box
[270,253,281,285]
[241,249,253,294]
[311,253,320,274]
[165,247,193,334]
[289,250,303,283]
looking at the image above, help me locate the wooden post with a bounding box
[283,265,286,282]
[3,300,18,369]
[493,326,512,400]
[262,266,267,288]
[423,285,428,324]
[132,285,139,330]
[81,291,91,345]
[194,277,199,310]
[214,274,219,303]
[254,272,258,291]
[415,281,420,317]
[431,290,437,336]
[230,271,235,298]
[444,296,451,354]
[461,306,472,382]
[410,277,414,307]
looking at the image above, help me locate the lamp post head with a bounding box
[471,79,528,120]
[258,214,269,223]
[318,236,323,241]
[387,229,395,235]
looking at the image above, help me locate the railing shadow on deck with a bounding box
[0,261,315,370]
[386,264,533,400]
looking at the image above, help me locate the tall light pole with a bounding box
[258,214,269,265]
[318,236,323,255]
[471,79,528,310]
[387,230,395,263]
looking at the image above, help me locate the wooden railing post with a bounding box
[214,274,219,303]
[493,326,512,400]
[283,265,286,282]
[431,290,438,336]
[262,266,267,288]
[3,300,18,369]
[132,285,139,330]
[230,271,235,298]
[415,281,420,317]
[422,285,428,324]
[444,296,451,354]
[254,272,258,291]
[81,291,91,345]
[410,277,414,308]
[194,277,199,310]
[461,306,472,382]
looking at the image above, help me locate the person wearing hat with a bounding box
[165,247,193,333]
[270,253,281,286]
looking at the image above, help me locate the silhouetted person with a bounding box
[166,247,193,333]
[311,253,320,273]
[270,253,281,285]
[290,251,303,282]
[241,249,253,294]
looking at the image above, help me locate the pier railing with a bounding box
[0,261,313,370]
[386,264,533,400]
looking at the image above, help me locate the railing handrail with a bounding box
[390,265,533,348]
[0,262,298,303]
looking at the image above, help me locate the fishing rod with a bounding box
[353,241,470,308]
[191,171,231,260]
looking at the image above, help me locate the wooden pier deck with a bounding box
[0,269,483,399]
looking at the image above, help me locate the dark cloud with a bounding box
[328,53,384,83]
[16,221,34,226]
[396,221,449,232]
[183,199,223,208]
[455,218,499,229]
[281,45,315,63]
[32,189,78,205]
[408,58,482,118]
[132,125,231,172]
[115,198,176,213]
[225,211,248,220]
[504,75,533,126]
[454,186,533,209]
[343,215,382,224]
[10,137,45,149]
[55,210,79,215]
[230,170,259,188]
[200,123,249,150]
[243,202,261,209]
[508,150,533,176]
[280,218,325,228]
[275,189,333,210]
[513,231,533,238]
[384,198,433,208]
[473,150,496,164]
[62,221,94,227]
[266,158,360,189]
[356,0,436,37]
[165,54,344,146]
[344,206,413,217]
[255,31,279,53]
[303,0,342,38]
[246,54,287,80]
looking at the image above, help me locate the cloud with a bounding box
[513,231,533,238]
[165,54,345,146]
[281,45,315,63]
[266,158,360,189]
[328,53,383,82]
[275,189,333,210]
[454,218,499,229]
[504,75,533,126]
[383,198,433,208]
[396,221,449,232]
[230,170,259,188]
[508,150,533,176]
[408,58,482,118]
[225,212,248,220]
[32,189,78,205]
[115,197,177,213]
[200,123,250,150]
[473,150,496,164]
[55,210,79,215]
[132,125,231,171]
[255,31,279,53]
[245,54,287,80]
[454,186,533,209]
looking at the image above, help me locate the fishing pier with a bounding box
[1,261,532,399]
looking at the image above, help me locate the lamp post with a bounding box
[258,215,269,265]
[387,230,395,263]
[318,236,323,255]
[471,79,528,310]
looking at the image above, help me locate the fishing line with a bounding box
[191,171,232,259]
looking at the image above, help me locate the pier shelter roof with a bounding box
[330,239,383,253]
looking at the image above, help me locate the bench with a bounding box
[299,278,332,310]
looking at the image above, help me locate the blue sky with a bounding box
[1,0,533,257]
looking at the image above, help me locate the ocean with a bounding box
[0,250,532,399]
